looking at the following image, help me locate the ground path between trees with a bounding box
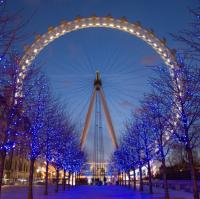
[1,184,196,199]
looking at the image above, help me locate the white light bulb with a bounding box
[22,65,26,70]
[167,58,171,63]
[163,53,167,57]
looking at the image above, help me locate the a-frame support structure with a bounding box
[80,71,118,150]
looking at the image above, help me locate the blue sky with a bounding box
[6,0,199,160]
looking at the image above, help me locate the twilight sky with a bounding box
[6,0,198,160]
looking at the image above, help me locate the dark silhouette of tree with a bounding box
[173,5,200,60]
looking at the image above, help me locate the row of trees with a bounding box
[0,4,86,199]
[111,58,200,199]
[0,53,86,199]
[110,5,200,199]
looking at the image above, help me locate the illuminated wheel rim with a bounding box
[16,16,178,97]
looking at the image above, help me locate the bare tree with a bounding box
[173,5,200,60]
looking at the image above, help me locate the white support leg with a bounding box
[80,89,96,149]
[99,87,118,149]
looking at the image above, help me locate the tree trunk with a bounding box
[133,169,136,190]
[0,151,6,196]
[125,173,127,186]
[55,169,59,193]
[162,159,170,199]
[8,149,14,180]
[71,173,73,187]
[139,165,143,191]
[121,172,123,186]
[72,172,75,186]
[122,172,124,186]
[68,172,71,191]
[63,170,66,191]
[128,172,131,189]
[147,160,153,194]
[187,148,199,199]
[44,161,49,195]
[117,173,119,185]
[74,172,77,186]
[124,172,126,186]
[123,172,125,186]
[78,173,80,185]
[76,173,78,186]
[28,158,35,199]
[77,173,79,186]
[118,173,121,185]
[121,172,122,185]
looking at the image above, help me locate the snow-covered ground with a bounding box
[1,184,196,199]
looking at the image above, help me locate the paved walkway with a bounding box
[1,185,195,199]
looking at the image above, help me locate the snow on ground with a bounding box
[1,184,196,199]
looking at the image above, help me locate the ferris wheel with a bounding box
[15,16,178,167]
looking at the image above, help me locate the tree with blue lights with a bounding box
[112,91,172,198]
[0,5,33,194]
[0,53,31,195]
[133,109,155,194]
[23,72,50,199]
[112,147,127,186]
[51,113,69,193]
[151,62,200,199]
[127,120,144,192]
[42,100,61,195]
[112,120,143,190]
[141,93,172,199]
[173,4,200,198]
[58,122,86,191]
[116,143,132,187]
[48,110,86,193]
